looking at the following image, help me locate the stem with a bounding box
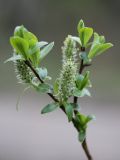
[82,139,93,160]
[25,60,58,103]
[73,47,93,160]
[25,60,67,114]
[25,59,93,160]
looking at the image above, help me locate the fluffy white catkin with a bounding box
[14,60,34,84]
[58,35,77,102]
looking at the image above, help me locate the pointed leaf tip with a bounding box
[65,103,73,122]
[41,103,59,114]
[40,42,54,60]
[77,19,85,33]
[80,27,93,47]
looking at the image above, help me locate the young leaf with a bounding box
[23,31,38,42]
[40,42,54,60]
[86,115,96,123]
[71,36,81,45]
[81,88,91,97]
[38,41,48,48]
[91,32,100,49]
[28,41,48,55]
[64,103,73,122]
[4,55,23,63]
[77,19,85,33]
[77,113,87,125]
[36,67,48,80]
[88,43,113,59]
[75,74,84,89]
[79,27,93,47]
[41,103,59,114]
[80,71,90,90]
[73,88,91,97]
[78,130,86,143]
[99,36,105,44]
[14,25,27,37]
[36,83,51,93]
[73,88,83,97]
[91,33,105,49]
[28,40,40,67]
[10,37,29,59]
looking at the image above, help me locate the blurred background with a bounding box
[0,0,120,160]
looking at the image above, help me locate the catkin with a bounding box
[58,35,77,102]
[14,60,34,84]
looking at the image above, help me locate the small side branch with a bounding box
[25,59,93,160]
[73,47,93,160]
[82,139,93,160]
[24,60,58,103]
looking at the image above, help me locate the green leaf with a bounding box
[4,55,23,63]
[29,40,47,67]
[71,36,81,45]
[92,33,105,48]
[41,102,59,114]
[76,74,84,89]
[99,36,105,44]
[88,43,113,59]
[80,71,90,90]
[73,88,91,97]
[86,115,96,123]
[81,88,91,97]
[75,72,90,91]
[77,19,85,33]
[10,37,29,59]
[78,130,86,143]
[64,103,73,122]
[14,25,27,37]
[40,42,54,60]
[79,27,93,47]
[76,113,95,126]
[23,31,38,42]
[77,113,87,125]
[38,41,48,48]
[36,67,48,80]
[36,83,51,93]
[73,88,83,97]
[91,32,100,49]
[28,41,48,56]
[28,40,40,67]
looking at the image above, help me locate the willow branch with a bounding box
[73,47,93,160]
[25,59,93,160]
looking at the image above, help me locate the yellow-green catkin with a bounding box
[58,35,77,102]
[14,60,34,84]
